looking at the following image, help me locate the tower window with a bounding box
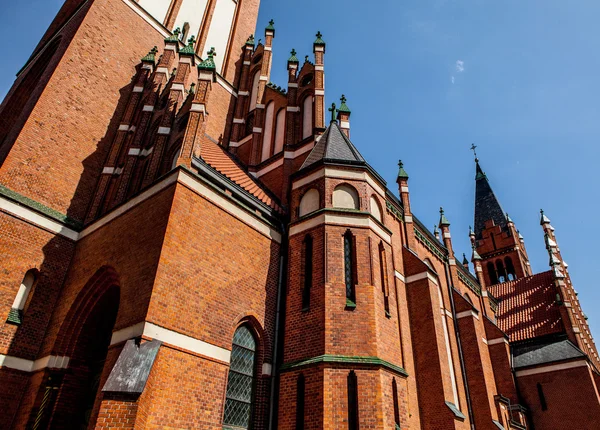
[344,230,357,305]
[7,269,37,325]
[496,260,507,283]
[347,371,359,430]
[302,235,313,310]
[223,326,257,429]
[296,374,305,429]
[392,378,401,429]
[487,262,498,285]
[505,257,516,281]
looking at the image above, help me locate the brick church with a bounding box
[0,0,599,428]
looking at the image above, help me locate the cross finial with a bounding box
[440,207,444,215]
[174,27,181,36]
[291,48,296,56]
[151,46,158,54]
[470,143,478,160]
[305,55,309,63]
[207,47,216,58]
[329,103,337,123]
[187,35,196,46]
[341,94,347,104]
[269,19,275,26]
[316,31,323,39]
[398,160,403,168]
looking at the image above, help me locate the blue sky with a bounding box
[1,0,599,335]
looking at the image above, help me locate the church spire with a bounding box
[473,154,507,239]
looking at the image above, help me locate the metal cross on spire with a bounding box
[329,103,337,123]
[470,143,478,161]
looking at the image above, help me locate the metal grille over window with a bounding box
[223,326,256,429]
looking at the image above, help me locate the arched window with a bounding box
[261,102,275,161]
[505,257,516,281]
[379,242,390,316]
[392,378,401,429]
[296,374,305,429]
[224,326,257,429]
[487,262,498,285]
[273,108,286,154]
[302,96,313,139]
[347,371,359,430]
[249,72,260,111]
[370,195,382,223]
[299,188,320,217]
[7,269,37,324]
[333,184,359,210]
[496,260,506,283]
[302,235,313,310]
[344,230,357,305]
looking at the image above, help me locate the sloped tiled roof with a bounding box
[488,270,564,342]
[301,121,365,170]
[200,140,282,212]
[513,338,585,369]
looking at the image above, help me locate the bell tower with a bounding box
[471,150,532,286]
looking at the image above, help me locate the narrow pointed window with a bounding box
[344,230,357,306]
[496,260,506,283]
[296,374,305,429]
[347,371,359,430]
[302,235,313,310]
[223,326,257,429]
[392,378,401,429]
[487,262,498,285]
[379,242,390,317]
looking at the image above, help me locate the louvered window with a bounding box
[223,326,256,429]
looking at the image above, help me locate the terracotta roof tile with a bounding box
[488,270,564,342]
[199,141,282,212]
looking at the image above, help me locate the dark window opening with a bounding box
[348,371,359,430]
[392,378,401,429]
[496,260,507,283]
[301,73,313,87]
[296,374,305,430]
[537,383,548,411]
[302,235,313,310]
[505,256,516,281]
[344,230,357,306]
[379,242,390,317]
[487,262,498,285]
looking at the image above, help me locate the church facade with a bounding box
[0,0,599,428]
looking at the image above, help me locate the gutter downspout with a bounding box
[268,221,287,429]
[443,261,476,429]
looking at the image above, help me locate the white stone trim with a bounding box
[163,44,177,51]
[158,127,171,135]
[171,83,185,93]
[253,127,263,133]
[259,76,269,81]
[288,83,298,88]
[289,212,391,244]
[404,215,413,223]
[233,118,245,124]
[178,56,193,66]
[262,363,272,376]
[314,46,325,52]
[448,258,456,266]
[118,124,130,131]
[394,270,405,283]
[238,91,250,96]
[256,158,284,177]
[443,232,451,239]
[456,310,479,320]
[401,186,409,193]
[180,168,282,243]
[102,167,115,175]
[215,74,237,98]
[340,120,350,128]
[255,104,265,109]
[291,167,385,199]
[315,65,324,71]
[487,337,509,346]
[283,142,314,160]
[0,196,79,241]
[141,147,153,157]
[264,46,272,51]
[445,309,454,319]
[143,105,155,112]
[157,67,170,75]
[243,61,251,66]
[405,271,439,286]
[229,134,253,148]
[482,338,488,345]
[481,291,488,297]
[315,89,325,96]
[515,360,588,377]
[133,86,144,93]
[190,103,206,114]
[199,71,214,81]
[111,322,230,363]
[142,64,153,71]
[0,354,70,372]
[287,106,300,112]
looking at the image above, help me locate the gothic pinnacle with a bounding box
[397,160,409,180]
[141,46,158,63]
[179,35,197,56]
[439,207,450,227]
[338,95,351,114]
[288,49,299,64]
[198,47,217,71]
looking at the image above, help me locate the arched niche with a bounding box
[299,188,320,217]
[370,195,382,223]
[333,184,359,210]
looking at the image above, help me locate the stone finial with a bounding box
[314,31,326,46]
[540,209,551,225]
[179,35,197,56]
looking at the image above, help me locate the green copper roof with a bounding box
[337,94,351,114]
[397,160,409,180]
[245,34,255,46]
[439,207,450,226]
[288,48,299,63]
[198,47,216,71]
[165,28,181,43]
[328,103,337,123]
[314,31,326,46]
[6,308,22,325]
[265,19,275,32]
[141,46,158,63]
[179,36,196,56]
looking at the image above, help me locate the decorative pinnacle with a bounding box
[470,143,478,161]
[245,34,255,46]
[397,160,409,180]
[314,31,326,45]
[198,47,217,71]
[165,27,181,43]
[439,207,450,227]
[540,209,551,225]
[304,55,310,63]
[141,46,158,63]
[462,253,469,266]
[265,19,275,35]
[471,243,482,261]
[469,225,474,236]
[506,212,513,223]
[338,94,351,114]
[328,103,337,123]
[179,35,197,56]
[288,49,299,64]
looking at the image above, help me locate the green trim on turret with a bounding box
[179,36,196,56]
[198,47,217,71]
[141,46,158,63]
[165,28,181,43]
[6,308,22,325]
[439,207,450,226]
[337,94,351,114]
[397,160,409,180]
[281,354,408,377]
[245,34,255,46]
[288,48,299,64]
[314,31,326,46]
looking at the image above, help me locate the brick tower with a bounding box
[1,0,599,429]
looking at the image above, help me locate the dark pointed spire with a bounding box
[474,156,507,238]
[471,244,482,261]
[300,121,366,170]
[462,253,469,267]
[540,209,551,225]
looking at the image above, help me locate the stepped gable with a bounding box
[489,270,564,342]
